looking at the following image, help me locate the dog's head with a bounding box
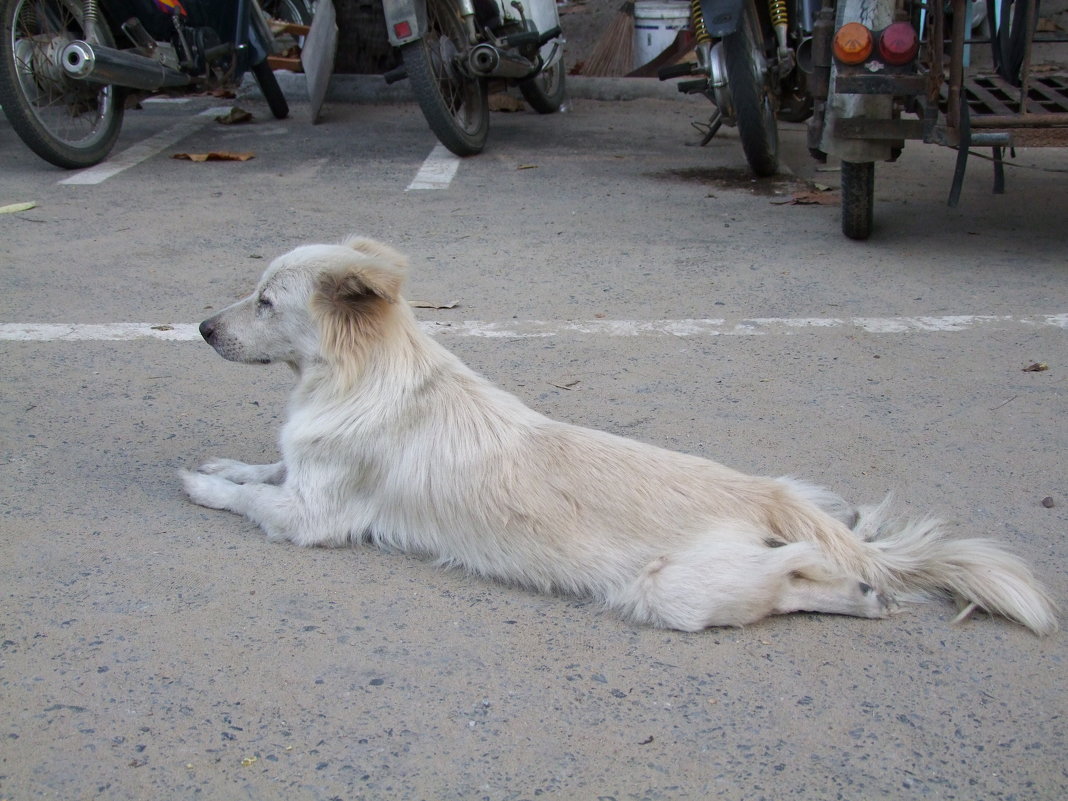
[199,235,408,373]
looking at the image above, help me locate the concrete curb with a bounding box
[246,70,688,105]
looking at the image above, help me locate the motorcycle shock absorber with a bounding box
[81,0,102,43]
[768,0,789,51]
[690,0,711,45]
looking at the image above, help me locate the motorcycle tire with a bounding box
[519,59,566,114]
[252,60,289,120]
[400,0,489,156]
[0,0,124,169]
[841,161,875,240]
[721,0,778,177]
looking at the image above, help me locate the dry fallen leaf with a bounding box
[215,107,253,125]
[1023,362,1049,372]
[773,190,840,206]
[172,151,255,162]
[0,201,36,214]
[408,299,459,309]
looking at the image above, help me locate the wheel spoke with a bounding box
[2,0,123,165]
[399,0,488,155]
[11,0,111,145]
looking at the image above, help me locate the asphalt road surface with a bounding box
[2,77,1066,800]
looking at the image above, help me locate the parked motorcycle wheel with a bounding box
[401,0,488,156]
[0,0,124,168]
[519,59,566,114]
[840,161,874,240]
[252,59,289,119]
[721,0,778,176]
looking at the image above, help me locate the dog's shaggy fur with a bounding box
[183,236,1058,635]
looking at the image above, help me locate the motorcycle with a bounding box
[0,0,288,168]
[660,0,820,177]
[380,0,567,155]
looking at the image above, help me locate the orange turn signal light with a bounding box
[833,22,873,65]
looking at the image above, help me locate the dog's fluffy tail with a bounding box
[777,479,1058,635]
[852,500,1059,635]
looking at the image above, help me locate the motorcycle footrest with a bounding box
[501,25,561,50]
[658,62,697,81]
[383,65,408,85]
[676,79,708,94]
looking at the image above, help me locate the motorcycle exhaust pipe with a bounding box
[60,41,192,91]
[467,43,536,80]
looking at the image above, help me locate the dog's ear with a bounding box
[312,239,409,372]
[340,235,409,299]
[317,236,408,308]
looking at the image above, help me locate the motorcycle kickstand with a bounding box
[692,109,723,146]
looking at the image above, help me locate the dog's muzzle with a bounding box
[199,316,218,344]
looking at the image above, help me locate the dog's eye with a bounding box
[257,296,273,312]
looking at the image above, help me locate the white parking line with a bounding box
[406,143,461,191]
[2,315,1065,342]
[58,106,232,186]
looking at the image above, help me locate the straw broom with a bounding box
[581,2,636,77]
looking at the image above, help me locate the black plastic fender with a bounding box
[700,0,746,37]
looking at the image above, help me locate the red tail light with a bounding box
[878,22,919,65]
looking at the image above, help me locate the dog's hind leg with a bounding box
[616,537,890,631]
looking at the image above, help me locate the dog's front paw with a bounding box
[197,458,252,481]
[196,458,284,485]
[181,469,238,510]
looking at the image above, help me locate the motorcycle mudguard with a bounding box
[381,0,429,47]
[699,0,746,37]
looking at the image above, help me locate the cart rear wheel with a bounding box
[841,160,874,240]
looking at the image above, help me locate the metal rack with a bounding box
[931,0,1068,202]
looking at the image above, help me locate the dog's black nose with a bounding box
[199,318,216,343]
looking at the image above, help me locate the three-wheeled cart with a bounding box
[810,0,1068,238]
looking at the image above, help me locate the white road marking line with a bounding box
[1,315,1065,342]
[58,107,233,186]
[406,143,461,191]
[0,323,202,341]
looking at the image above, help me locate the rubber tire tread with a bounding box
[841,160,875,240]
[400,7,488,157]
[720,0,778,177]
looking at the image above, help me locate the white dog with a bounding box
[183,236,1058,635]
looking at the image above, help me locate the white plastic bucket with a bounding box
[633,1,691,69]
